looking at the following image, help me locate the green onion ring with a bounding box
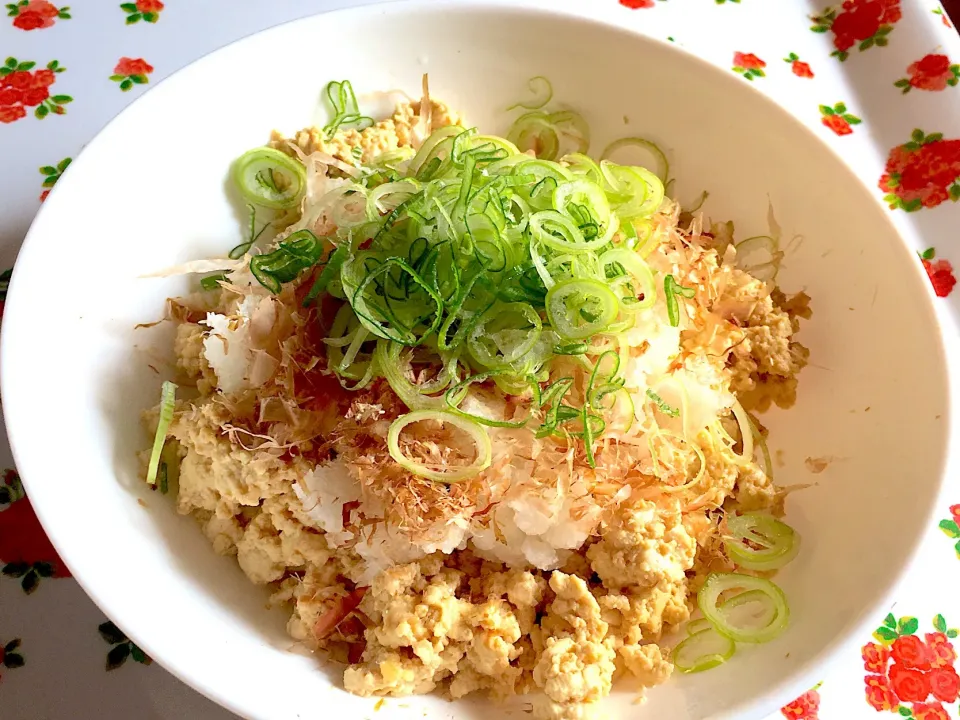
[387,410,492,483]
[233,147,306,210]
[698,573,790,644]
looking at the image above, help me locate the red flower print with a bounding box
[863,642,891,672]
[933,7,952,28]
[7,0,70,31]
[880,130,960,212]
[20,86,48,106]
[619,0,655,6]
[920,251,958,298]
[0,469,70,593]
[892,634,934,670]
[865,674,899,711]
[889,663,931,702]
[912,701,951,720]
[819,103,862,136]
[925,632,958,667]
[895,54,960,93]
[121,0,163,23]
[734,52,765,70]
[110,57,154,91]
[784,53,815,78]
[0,86,21,105]
[928,666,959,702]
[4,71,33,89]
[0,105,25,123]
[0,58,71,122]
[780,686,820,719]
[951,505,960,522]
[732,52,766,81]
[810,0,900,61]
[113,57,153,76]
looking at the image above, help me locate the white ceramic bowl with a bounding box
[2,2,956,719]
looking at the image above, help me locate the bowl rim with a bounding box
[2,1,957,718]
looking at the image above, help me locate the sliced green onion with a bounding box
[672,625,736,673]
[322,80,374,138]
[200,273,228,291]
[601,137,670,185]
[146,381,177,486]
[684,617,712,636]
[250,230,325,294]
[467,302,542,368]
[664,273,695,327]
[303,245,347,306]
[375,340,459,410]
[233,148,306,210]
[546,278,618,339]
[387,410,492,483]
[507,76,553,111]
[599,248,656,312]
[698,573,790,644]
[724,513,800,571]
[646,389,679,417]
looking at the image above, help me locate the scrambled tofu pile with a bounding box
[144,98,809,719]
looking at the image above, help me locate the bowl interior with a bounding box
[1,3,950,719]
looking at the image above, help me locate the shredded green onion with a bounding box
[227,85,717,481]
[250,229,325,294]
[664,273,695,327]
[322,80,374,138]
[646,389,679,417]
[200,273,228,291]
[146,381,177,487]
[387,410,492,483]
[233,148,306,210]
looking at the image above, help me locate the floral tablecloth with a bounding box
[1,1,960,719]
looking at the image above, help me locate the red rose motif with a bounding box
[865,674,899,711]
[877,0,901,24]
[950,504,960,523]
[912,701,950,720]
[792,60,814,78]
[0,87,22,106]
[734,52,766,70]
[822,114,852,136]
[114,57,154,77]
[0,471,69,580]
[619,0,655,6]
[11,0,60,31]
[928,666,960,703]
[135,0,164,11]
[863,642,891,673]
[20,86,49,107]
[880,136,960,212]
[907,54,954,92]
[38,190,49,203]
[4,71,34,90]
[831,1,883,51]
[0,105,26,124]
[889,663,932,702]
[893,634,934,670]
[31,69,55,88]
[780,688,820,719]
[926,632,958,667]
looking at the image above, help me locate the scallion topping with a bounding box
[322,80,374,138]
[233,148,306,210]
[146,381,176,487]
